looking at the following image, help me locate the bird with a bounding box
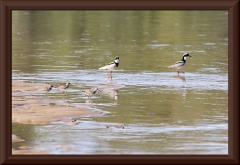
[56,82,71,96]
[99,56,119,80]
[39,84,55,95]
[57,82,71,90]
[168,53,192,75]
[81,87,99,99]
[98,89,118,100]
[42,84,55,92]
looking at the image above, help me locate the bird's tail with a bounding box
[99,66,107,70]
[168,65,175,68]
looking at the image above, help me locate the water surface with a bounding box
[12,10,228,154]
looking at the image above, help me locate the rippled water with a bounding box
[12,10,228,154]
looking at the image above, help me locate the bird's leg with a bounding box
[110,71,113,80]
[105,70,110,80]
[177,70,180,75]
[104,70,108,78]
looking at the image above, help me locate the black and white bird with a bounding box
[81,87,99,99]
[99,56,119,80]
[168,53,191,75]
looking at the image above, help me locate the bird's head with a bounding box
[115,56,119,63]
[182,53,191,60]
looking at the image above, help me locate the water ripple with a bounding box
[13,70,228,91]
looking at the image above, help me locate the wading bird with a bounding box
[81,87,99,99]
[99,56,119,80]
[168,53,191,75]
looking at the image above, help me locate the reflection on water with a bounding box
[12,10,228,154]
[98,89,119,100]
[173,75,186,81]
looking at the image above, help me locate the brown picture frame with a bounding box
[0,0,239,164]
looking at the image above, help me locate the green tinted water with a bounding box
[12,10,228,154]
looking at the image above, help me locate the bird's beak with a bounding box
[189,55,192,57]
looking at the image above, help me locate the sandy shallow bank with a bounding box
[12,80,103,125]
[12,80,122,155]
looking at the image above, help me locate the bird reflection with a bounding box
[173,75,186,82]
[181,86,187,99]
[85,99,94,104]
[98,89,118,100]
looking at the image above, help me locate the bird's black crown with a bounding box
[183,53,191,57]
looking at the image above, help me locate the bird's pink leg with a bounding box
[110,71,113,81]
[105,70,110,80]
[177,70,180,75]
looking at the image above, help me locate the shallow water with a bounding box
[12,10,228,154]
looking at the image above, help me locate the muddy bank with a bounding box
[12,135,24,143]
[12,80,103,125]
[12,144,78,155]
[12,80,124,155]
